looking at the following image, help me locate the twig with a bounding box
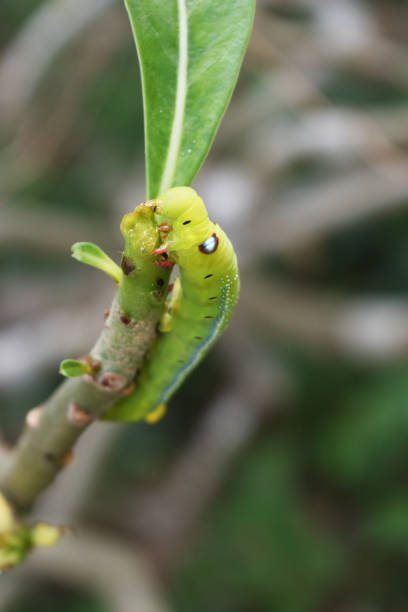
[245,107,408,175]
[0,285,111,386]
[32,423,122,523]
[0,437,11,483]
[2,7,127,185]
[241,276,408,361]
[1,203,169,512]
[0,0,117,126]
[251,163,408,255]
[0,205,115,252]
[0,529,169,612]
[1,282,162,511]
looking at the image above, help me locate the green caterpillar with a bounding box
[104,186,240,423]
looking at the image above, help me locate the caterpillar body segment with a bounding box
[104,187,240,422]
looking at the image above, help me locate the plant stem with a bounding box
[1,203,170,512]
[1,292,150,511]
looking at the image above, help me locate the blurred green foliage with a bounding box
[322,69,408,108]
[171,442,344,612]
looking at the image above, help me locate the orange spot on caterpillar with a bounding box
[155,260,175,268]
[145,404,167,424]
[152,245,169,255]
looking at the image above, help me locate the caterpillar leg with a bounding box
[144,404,167,424]
[159,277,183,333]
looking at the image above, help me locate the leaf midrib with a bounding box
[158,0,188,195]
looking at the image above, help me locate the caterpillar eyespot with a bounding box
[104,186,240,423]
[199,233,219,254]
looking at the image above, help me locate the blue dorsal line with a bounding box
[156,282,230,406]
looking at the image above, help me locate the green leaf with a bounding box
[125,0,255,198]
[71,242,122,282]
[59,359,89,378]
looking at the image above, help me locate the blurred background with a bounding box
[1,0,408,610]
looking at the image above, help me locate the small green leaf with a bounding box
[125,0,255,198]
[0,492,15,533]
[71,242,122,282]
[59,359,89,378]
[0,491,62,571]
[31,523,61,548]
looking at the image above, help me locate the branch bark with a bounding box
[1,292,155,511]
[1,204,170,512]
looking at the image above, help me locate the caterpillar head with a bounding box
[153,187,211,251]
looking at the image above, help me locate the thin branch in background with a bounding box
[0,435,11,482]
[4,6,128,186]
[0,206,115,253]
[254,0,408,90]
[246,2,408,171]
[251,163,408,256]
[30,422,123,524]
[0,285,112,387]
[241,276,408,361]
[245,107,408,177]
[0,530,169,612]
[0,0,118,127]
